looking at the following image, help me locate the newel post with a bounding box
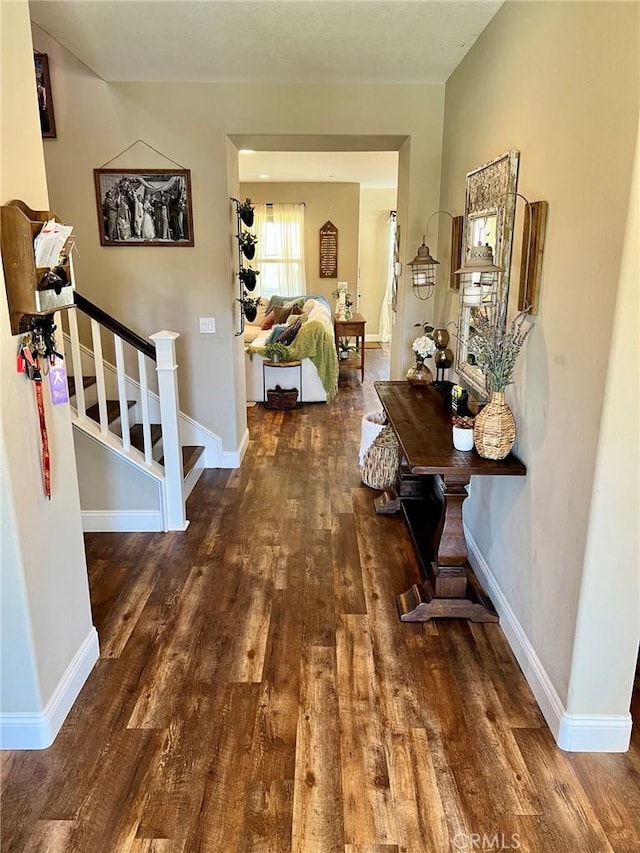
[150,330,187,531]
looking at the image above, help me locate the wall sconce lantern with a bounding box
[409,210,461,301]
[409,237,439,300]
[454,243,502,306]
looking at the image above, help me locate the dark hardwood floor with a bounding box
[2,348,639,852]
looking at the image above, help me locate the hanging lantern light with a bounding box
[409,237,439,300]
[454,243,501,306]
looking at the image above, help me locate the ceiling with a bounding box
[239,150,399,188]
[30,1,501,187]
[29,0,503,84]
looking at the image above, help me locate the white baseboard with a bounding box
[0,628,99,750]
[220,428,250,468]
[465,528,633,753]
[365,333,382,343]
[557,712,632,752]
[81,510,163,532]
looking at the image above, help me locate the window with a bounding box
[253,203,306,299]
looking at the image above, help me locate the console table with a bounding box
[374,381,526,622]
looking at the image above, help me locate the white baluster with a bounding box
[114,335,130,451]
[91,319,109,436]
[67,308,86,418]
[138,351,153,465]
[150,330,187,531]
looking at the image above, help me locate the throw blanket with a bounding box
[249,319,338,400]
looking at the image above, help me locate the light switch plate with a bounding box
[199,317,216,333]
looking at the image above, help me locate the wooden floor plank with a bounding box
[291,646,344,853]
[2,348,639,853]
[336,615,396,847]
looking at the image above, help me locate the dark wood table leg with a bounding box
[396,473,498,623]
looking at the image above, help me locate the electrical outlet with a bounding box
[199,317,216,334]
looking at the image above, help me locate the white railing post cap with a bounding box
[149,330,180,343]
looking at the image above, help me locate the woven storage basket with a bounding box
[473,391,516,459]
[361,425,401,490]
[266,384,298,410]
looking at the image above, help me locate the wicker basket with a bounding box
[266,384,299,410]
[361,424,401,490]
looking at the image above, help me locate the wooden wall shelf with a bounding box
[1,199,75,334]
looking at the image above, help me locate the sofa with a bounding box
[245,295,338,403]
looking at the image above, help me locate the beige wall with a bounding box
[31,22,446,450]
[568,126,640,717]
[241,181,360,306]
[1,0,95,718]
[436,1,639,712]
[358,188,397,337]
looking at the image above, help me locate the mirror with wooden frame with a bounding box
[456,150,520,397]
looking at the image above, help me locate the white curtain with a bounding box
[378,212,396,343]
[254,203,306,299]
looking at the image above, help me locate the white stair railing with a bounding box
[62,295,186,531]
[150,331,187,531]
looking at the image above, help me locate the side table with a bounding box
[262,359,303,406]
[334,313,366,382]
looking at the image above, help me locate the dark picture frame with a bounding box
[93,169,194,247]
[34,52,56,138]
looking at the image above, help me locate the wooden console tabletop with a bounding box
[375,381,526,622]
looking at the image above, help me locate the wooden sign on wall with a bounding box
[319,220,338,278]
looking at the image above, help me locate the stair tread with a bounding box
[86,398,136,425]
[67,375,97,396]
[159,445,205,480]
[130,423,162,453]
[111,421,163,452]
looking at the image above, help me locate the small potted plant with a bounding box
[237,231,258,260]
[452,415,475,451]
[264,341,288,363]
[239,293,261,323]
[239,267,260,291]
[338,337,357,360]
[238,198,255,228]
[331,284,354,319]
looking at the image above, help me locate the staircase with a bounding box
[62,292,205,532]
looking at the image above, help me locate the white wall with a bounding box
[1,0,98,747]
[436,0,639,744]
[358,188,398,337]
[31,23,446,451]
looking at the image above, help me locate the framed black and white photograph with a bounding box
[34,52,56,138]
[93,168,194,247]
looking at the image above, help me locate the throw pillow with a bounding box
[265,294,305,314]
[273,305,294,324]
[267,324,287,343]
[261,310,275,330]
[277,316,304,346]
[254,298,268,327]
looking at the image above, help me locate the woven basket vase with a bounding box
[473,391,516,460]
[361,425,401,490]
